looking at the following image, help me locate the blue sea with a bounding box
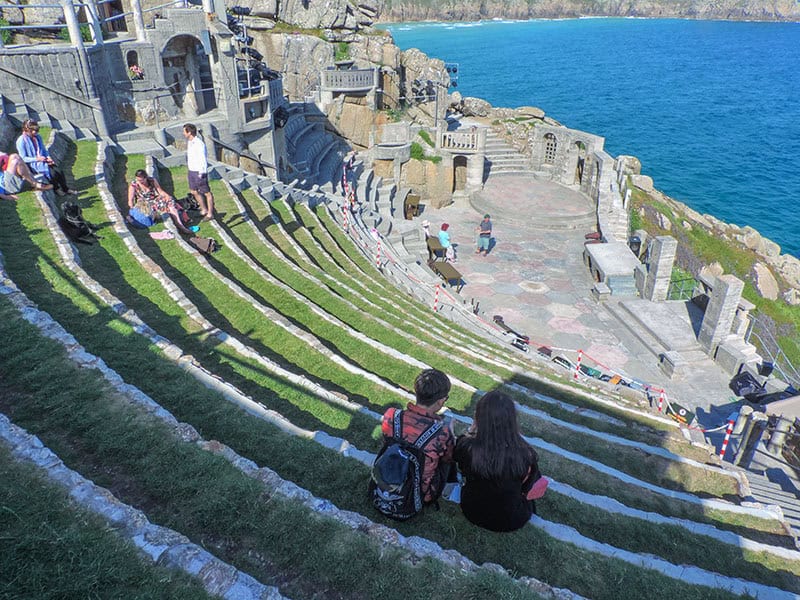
[385,18,800,257]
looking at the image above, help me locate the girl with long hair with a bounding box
[455,391,546,532]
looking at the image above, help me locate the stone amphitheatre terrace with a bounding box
[2,112,800,598]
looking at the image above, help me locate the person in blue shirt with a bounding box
[16,119,76,196]
[438,223,456,262]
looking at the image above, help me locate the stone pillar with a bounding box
[698,274,745,356]
[732,405,753,436]
[130,0,147,42]
[767,416,792,455]
[643,236,677,302]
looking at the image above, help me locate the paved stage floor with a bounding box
[423,174,738,426]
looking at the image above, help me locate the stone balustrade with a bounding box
[320,68,377,92]
[437,128,484,154]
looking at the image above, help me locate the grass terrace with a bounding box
[1,131,800,598]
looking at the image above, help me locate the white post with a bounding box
[60,0,86,50]
[131,0,147,42]
[84,0,104,46]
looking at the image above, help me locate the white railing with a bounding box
[438,128,483,153]
[320,68,376,92]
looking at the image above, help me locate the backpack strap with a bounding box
[390,410,444,450]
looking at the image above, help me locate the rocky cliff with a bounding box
[378,0,800,22]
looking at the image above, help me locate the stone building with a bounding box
[0,0,286,177]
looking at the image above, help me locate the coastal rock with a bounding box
[752,262,779,300]
[784,289,800,306]
[460,97,492,118]
[516,106,545,119]
[777,255,800,288]
[278,0,360,30]
[756,237,781,260]
[656,211,671,231]
[738,226,761,250]
[682,220,692,230]
[260,33,331,100]
[630,174,653,193]
[700,262,725,279]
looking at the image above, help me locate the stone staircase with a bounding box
[604,298,717,370]
[746,469,800,539]
[482,129,530,178]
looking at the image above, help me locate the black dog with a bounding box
[58,201,102,245]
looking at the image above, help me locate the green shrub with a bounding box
[0,18,12,45]
[418,129,434,147]
[410,142,442,164]
[335,42,350,61]
[57,23,92,43]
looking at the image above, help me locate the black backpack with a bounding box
[369,410,443,521]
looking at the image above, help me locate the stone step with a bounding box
[115,138,168,158]
[605,301,669,359]
[615,301,698,353]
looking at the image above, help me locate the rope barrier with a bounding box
[325,196,744,434]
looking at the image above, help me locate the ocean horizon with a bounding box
[385,18,800,258]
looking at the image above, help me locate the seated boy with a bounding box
[0,152,53,201]
[381,369,456,505]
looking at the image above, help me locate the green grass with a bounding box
[629,183,800,367]
[419,129,435,147]
[0,445,215,599]
[0,294,762,600]
[411,141,442,163]
[0,300,545,600]
[3,139,798,597]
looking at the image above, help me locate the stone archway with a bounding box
[574,140,587,184]
[452,155,468,192]
[161,35,216,116]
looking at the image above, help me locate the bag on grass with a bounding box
[177,193,201,212]
[369,410,442,521]
[189,236,219,254]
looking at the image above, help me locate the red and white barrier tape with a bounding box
[719,415,737,459]
[433,284,440,312]
[574,349,582,380]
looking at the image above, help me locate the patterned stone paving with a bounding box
[420,174,735,416]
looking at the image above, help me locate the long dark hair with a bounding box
[467,391,535,481]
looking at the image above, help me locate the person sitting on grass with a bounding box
[379,369,456,508]
[0,152,53,201]
[455,391,547,532]
[16,119,77,197]
[127,169,197,235]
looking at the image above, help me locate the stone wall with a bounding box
[0,45,102,131]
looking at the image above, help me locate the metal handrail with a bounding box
[746,318,800,388]
[666,276,698,301]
